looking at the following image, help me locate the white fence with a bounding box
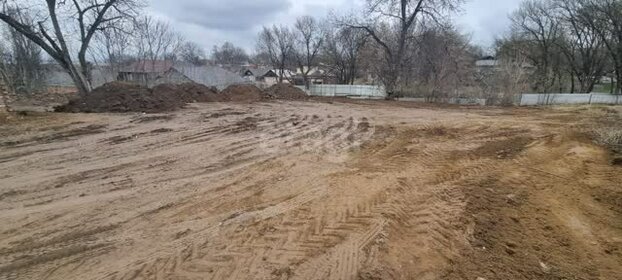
[396,97,488,106]
[520,93,622,106]
[297,84,386,99]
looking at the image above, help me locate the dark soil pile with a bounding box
[174,83,228,102]
[221,84,266,102]
[56,82,184,113]
[264,83,308,100]
[55,82,232,113]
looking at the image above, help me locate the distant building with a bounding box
[292,66,338,85]
[475,56,535,72]
[239,67,294,87]
[117,60,176,86]
[475,56,500,71]
[241,67,279,85]
[118,60,246,89]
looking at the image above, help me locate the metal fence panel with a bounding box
[520,93,622,106]
[297,85,386,98]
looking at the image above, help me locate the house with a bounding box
[475,56,537,70]
[475,56,500,71]
[241,67,278,84]
[118,60,176,86]
[240,67,293,87]
[292,66,338,85]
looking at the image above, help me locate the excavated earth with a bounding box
[1,100,621,280]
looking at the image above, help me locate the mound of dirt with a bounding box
[176,83,228,102]
[264,83,308,100]
[221,84,265,102]
[152,83,228,103]
[56,82,230,113]
[55,82,184,113]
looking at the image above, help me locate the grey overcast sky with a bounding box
[147,0,522,53]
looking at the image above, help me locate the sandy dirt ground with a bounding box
[1,100,621,280]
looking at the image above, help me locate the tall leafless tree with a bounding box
[90,19,134,76]
[134,16,183,68]
[410,25,476,99]
[0,9,44,95]
[553,0,607,93]
[257,25,294,83]
[345,0,463,96]
[293,16,324,89]
[0,0,141,94]
[510,0,564,93]
[577,0,622,94]
[323,26,368,85]
[211,42,248,66]
[179,41,206,66]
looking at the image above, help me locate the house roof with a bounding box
[242,67,275,78]
[273,69,294,78]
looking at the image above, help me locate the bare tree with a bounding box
[577,0,622,94]
[510,0,564,93]
[90,19,134,77]
[256,25,294,83]
[553,0,607,93]
[323,26,368,84]
[211,42,248,66]
[496,55,531,105]
[411,25,476,99]
[179,41,206,66]
[0,9,44,95]
[134,16,183,67]
[0,0,141,94]
[250,51,271,65]
[292,16,324,89]
[345,0,463,96]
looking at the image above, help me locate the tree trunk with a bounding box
[303,75,310,90]
[587,78,597,94]
[349,62,357,85]
[63,62,92,95]
[0,82,9,112]
[570,72,575,93]
[278,63,284,83]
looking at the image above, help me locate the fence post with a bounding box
[545,94,550,105]
[588,93,593,105]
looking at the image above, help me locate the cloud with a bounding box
[455,0,522,49]
[147,0,522,52]
[151,0,292,31]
